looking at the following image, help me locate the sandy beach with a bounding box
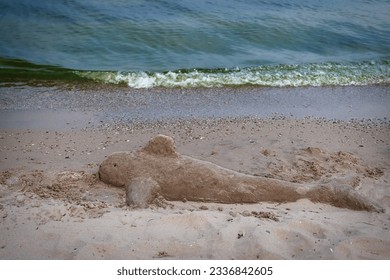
[0,85,389,259]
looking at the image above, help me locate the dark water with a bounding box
[1,0,389,88]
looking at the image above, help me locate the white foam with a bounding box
[74,60,390,88]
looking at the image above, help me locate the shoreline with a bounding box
[0,85,389,131]
[0,85,389,259]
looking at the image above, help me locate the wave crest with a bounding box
[75,60,390,88]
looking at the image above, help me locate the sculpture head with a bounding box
[99,152,135,188]
[99,135,178,188]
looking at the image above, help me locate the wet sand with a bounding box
[0,85,389,259]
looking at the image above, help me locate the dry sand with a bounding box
[1,114,389,259]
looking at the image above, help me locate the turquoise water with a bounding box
[1,0,390,88]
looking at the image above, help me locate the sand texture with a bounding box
[0,115,389,259]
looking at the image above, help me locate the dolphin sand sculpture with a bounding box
[99,135,379,211]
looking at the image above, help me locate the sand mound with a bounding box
[0,170,124,221]
[266,146,384,184]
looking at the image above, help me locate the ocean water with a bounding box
[0,0,389,88]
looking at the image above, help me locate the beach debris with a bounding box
[251,211,279,222]
[155,251,170,258]
[237,231,245,239]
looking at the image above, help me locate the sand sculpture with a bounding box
[99,135,379,211]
